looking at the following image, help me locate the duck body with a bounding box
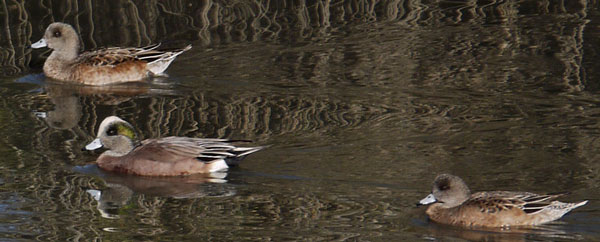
[418,174,587,227]
[32,22,191,85]
[85,116,263,176]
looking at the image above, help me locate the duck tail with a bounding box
[535,200,588,224]
[147,44,192,75]
[234,146,266,157]
[571,200,588,210]
[225,146,266,166]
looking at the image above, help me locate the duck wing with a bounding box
[76,44,163,66]
[467,191,568,214]
[138,137,262,163]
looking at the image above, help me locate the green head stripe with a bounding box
[117,123,137,140]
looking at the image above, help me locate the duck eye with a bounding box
[53,30,61,38]
[106,127,118,136]
[437,179,451,190]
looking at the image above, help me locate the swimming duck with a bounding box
[84,116,263,176]
[418,174,588,227]
[31,22,191,85]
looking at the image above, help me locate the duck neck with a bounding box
[105,138,138,157]
[49,38,80,61]
[44,46,79,80]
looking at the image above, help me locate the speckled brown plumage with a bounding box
[418,174,587,227]
[31,23,191,85]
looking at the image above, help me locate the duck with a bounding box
[84,116,264,176]
[417,174,588,227]
[31,22,191,85]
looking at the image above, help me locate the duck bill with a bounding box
[31,38,47,48]
[417,193,437,206]
[85,138,103,151]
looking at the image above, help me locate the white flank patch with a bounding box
[209,159,229,173]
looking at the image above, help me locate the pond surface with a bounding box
[2,0,600,241]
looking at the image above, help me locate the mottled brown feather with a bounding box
[420,174,587,227]
[33,23,190,85]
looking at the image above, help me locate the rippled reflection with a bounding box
[421,222,586,241]
[77,165,233,219]
[0,0,599,241]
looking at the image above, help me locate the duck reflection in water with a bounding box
[17,73,175,130]
[78,165,235,219]
[422,221,586,241]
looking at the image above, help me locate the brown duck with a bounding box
[31,22,191,85]
[418,174,587,227]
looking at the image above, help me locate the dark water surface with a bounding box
[2,0,600,241]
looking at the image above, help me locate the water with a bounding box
[1,0,600,240]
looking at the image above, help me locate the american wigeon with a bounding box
[418,174,588,227]
[84,116,264,176]
[31,22,191,85]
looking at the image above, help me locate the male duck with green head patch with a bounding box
[85,116,264,176]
